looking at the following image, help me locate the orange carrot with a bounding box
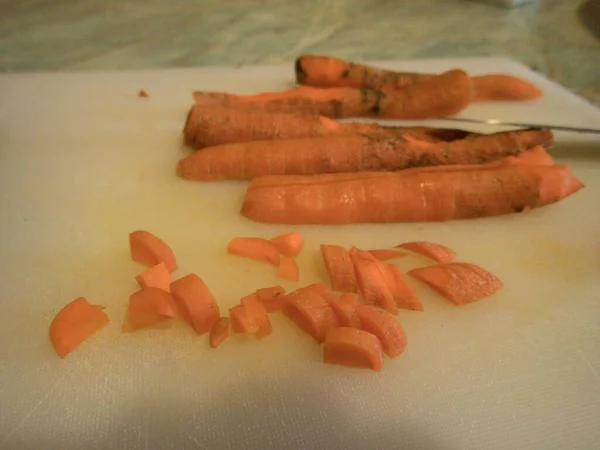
[129,230,177,273]
[320,244,358,293]
[355,305,407,358]
[323,327,384,372]
[270,231,304,256]
[227,237,280,266]
[277,255,299,282]
[323,293,361,328]
[135,262,171,292]
[170,273,220,334]
[349,248,397,315]
[242,163,584,224]
[367,249,407,261]
[126,288,177,331]
[473,74,542,101]
[504,145,554,166]
[229,304,258,334]
[396,241,457,264]
[209,317,230,348]
[339,293,359,307]
[283,290,339,343]
[285,283,328,302]
[241,294,272,338]
[387,265,423,311]
[255,286,287,312]
[49,297,109,358]
[408,262,503,305]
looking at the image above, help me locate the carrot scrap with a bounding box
[170,273,220,334]
[472,74,542,101]
[138,89,149,98]
[241,294,272,338]
[367,249,407,261]
[320,244,358,293]
[396,241,457,264]
[283,290,339,343]
[126,288,178,331]
[49,297,109,358]
[227,237,280,266]
[349,248,397,315]
[229,304,258,334]
[387,265,423,311]
[209,317,230,348]
[323,327,384,372]
[277,254,299,281]
[129,230,177,273]
[339,293,359,307]
[255,286,287,312]
[323,293,361,328]
[355,305,407,358]
[135,262,171,292]
[270,231,304,256]
[285,283,328,301]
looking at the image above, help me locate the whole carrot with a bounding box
[241,164,584,224]
[177,128,553,181]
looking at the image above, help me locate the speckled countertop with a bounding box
[1,0,599,104]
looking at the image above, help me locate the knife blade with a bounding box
[437,117,600,134]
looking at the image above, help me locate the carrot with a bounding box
[277,255,299,282]
[227,237,280,266]
[283,290,339,343]
[323,327,384,372]
[473,74,542,101]
[339,293,359,307]
[285,283,328,302]
[229,304,258,334]
[367,249,407,261]
[135,262,171,292]
[408,262,503,305]
[255,286,287,312]
[396,241,457,264]
[387,265,423,311]
[242,163,584,224]
[126,288,177,331]
[320,244,358,293]
[270,231,304,256]
[170,273,220,334]
[209,317,230,348]
[129,230,177,273]
[177,128,553,181]
[355,305,407,358]
[240,294,272,338]
[349,248,397,315]
[504,145,554,166]
[323,293,361,328]
[49,297,109,358]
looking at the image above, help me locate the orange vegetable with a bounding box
[323,293,361,328]
[227,237,280,266]
[126,288,178,331]
[367,249,407,261]
[135,262,171,292]
[277,254,299,281]
[320,244,358,293]
[408,262,503,305]
[255,286,287,312]
[349,248,397,315]
[504,145,554,166]
[339,293,359,307]
[387,265,423,311]
[283,290,339,343]
[49,297,109,358]
[270,231,304,256]
[323,327,384,372]
[209,317,230,348]
[473,74,542,101]
[285,283,328,301]
[396,241,457,264]
[355,305,407,358]
[229,304,258,334]
[129,230,177,273]
[170,273,220,334]
[241,294,272,338]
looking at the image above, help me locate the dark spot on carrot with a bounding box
[295,58,306,82]
[360,89,369,105]
[370,90,385,115]
[342,68,350,78]
[515,205,525,213]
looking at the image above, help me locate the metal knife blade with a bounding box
[437,117,600,134]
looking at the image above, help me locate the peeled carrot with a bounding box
[170,273,220,334]
[229,304,258,334]
[126,288,178,331]
[242,163,584,224]
[255,286,287,312]
[227,237,280,266]
[320,244,358,293]
[408,262,503,305]
[135,262,171,292]
[396,241,457,264]
[209,317,230,348]
[387,265,423,311]
[270,231,304,256]
[283,290,339,343]
[129,230,177,273]
[277,255,299,282]
[323,293,361,328]
[240,294,272,338]
[368,249,407,261]
[349,248,397,315]
[323,327,384,372]
[339,293,359,307]
[355,305,407,358]
[473,74,542,101]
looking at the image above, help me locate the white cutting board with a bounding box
[0,57,599,450]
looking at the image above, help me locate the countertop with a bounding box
[1,0,599,105]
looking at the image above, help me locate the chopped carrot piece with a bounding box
[135,262,171,292]
[355,305,407,358]
[387,265,424,311]
[256,286,286,312]
[126,288,177,331]
[320,244,358,292]
[170,273,220,334]
[339,293,359,307]
[270,231,304,256]
[323,293,361,328]
[408,262,503,305]
[349,248,397,315]
[277,254,299,281]
[129,230,177,273]
[283,291,339,343]
[396,241,457,264]
[285,283,328,301]
[209,317,230,348]
[241,294,272,338]
[323,327,384,372]
[49,297,109,358]
[229,304,258,334]
[367,249,407,261]
[227,237,280,266]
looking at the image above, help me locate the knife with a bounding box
[437,117,600,134]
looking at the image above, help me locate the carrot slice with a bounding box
[355,305,407,358]
[49,297,109,358]
[339,293,359,307]
[129,230,177,273]
[229,304,258,334]
[323,327,384,372]
[408,262,503,305]
[277,254,299,281]
[387,265,423,311]
[256,286,287,312]
[320,244,358,292]
[396,241,457,264]
[285,283,328,302]
[349,248,397,314]
[227,237,280,266]
[270,231,304,256]
[209,317,231,348]
[135,262,171,292]
[170,273,220,334]
[126,288,178,331]
[367,249,407,261]
[323,293,361,328]
[283,291,339,343]
[241,294,272,338]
